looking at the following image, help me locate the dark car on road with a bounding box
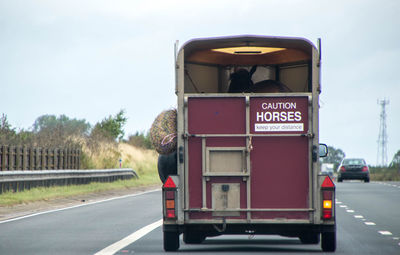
[337,158,370,182]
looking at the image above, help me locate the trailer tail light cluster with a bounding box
[163,176,177,220]
[321,176,335,220]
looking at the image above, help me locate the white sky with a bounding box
[1,0,399,165]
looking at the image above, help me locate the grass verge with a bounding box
[0,177,161,207]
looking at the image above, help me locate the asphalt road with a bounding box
[1,182,400,254]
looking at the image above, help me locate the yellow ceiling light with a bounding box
[211,46,286,55]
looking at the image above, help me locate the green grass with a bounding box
[0,166,161,206]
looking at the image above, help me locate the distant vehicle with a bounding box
[337,158,370,182]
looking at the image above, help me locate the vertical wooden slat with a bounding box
[35,148,40,170]
[22,146,27,170]
[40,147,45,170]
[66,148,70,169]
[54,148,58,170]
[0,145,5,171]
[29,147,34,170]
[72,148,76,169]
[77,149,81,169]
[59,149,64,170]
[49,148,53,170]
[10,146,15,170]
[44,148,48,170]
[16,146,21,170]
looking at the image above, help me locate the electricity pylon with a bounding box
[377,99,389,167]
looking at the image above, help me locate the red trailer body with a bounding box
[161,35,336,252]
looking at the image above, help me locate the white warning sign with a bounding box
[255,123,304,132]
[250,97,308,134]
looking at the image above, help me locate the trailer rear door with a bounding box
[185,94,312,222]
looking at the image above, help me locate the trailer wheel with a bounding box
[183,232,205,244]
[299,233,320,244]
[321,231,336,252]
[163,231,180,251]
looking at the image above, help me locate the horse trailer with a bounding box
[160,35,336,252]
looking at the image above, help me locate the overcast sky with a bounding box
[1,0,399,166]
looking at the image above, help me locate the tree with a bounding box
[0,113,17,144]
[390,150,400,170]
[91,110,127,141]
[33,114,91,136]
[321,146,346,171]
[31,114,90,147]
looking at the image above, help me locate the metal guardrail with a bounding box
[0,168,138,194]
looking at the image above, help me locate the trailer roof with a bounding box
[181,35,316,65]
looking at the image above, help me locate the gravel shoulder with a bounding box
[0,184,161,222]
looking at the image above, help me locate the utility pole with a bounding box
[377,99,389,167]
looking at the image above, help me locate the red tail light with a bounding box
[340,166,346,172]
[164,176,176,188]
[362,166,369,172]
[323,209,332,219]
[322,176,335,188]
[321,176,335,220]
[163,176,177,219]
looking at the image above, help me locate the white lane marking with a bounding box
[94,219,162,255]
[354,215,364,219]
[0,189,161,224]
[346,209,355,213]
[340,205,347,208]
[393,237,400,240]
[336,201,342,204]
[379,231,393,236]
[365,222,376,225]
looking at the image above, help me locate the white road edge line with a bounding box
[378,231,393,236]
[94,219,162,255]
[0,189,161,224]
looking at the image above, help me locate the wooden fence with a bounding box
[0,145,80,171]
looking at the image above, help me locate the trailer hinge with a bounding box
[302,132,314,138]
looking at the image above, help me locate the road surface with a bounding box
[1,182,399,254]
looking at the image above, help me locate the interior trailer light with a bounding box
[211,46,286,55]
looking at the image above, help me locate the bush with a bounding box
[369,166,400,181]
[126,131,153,150]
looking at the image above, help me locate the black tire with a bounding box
[321,231,336,252]
[299,233,320,244]
[364,178,370,183]
[158,151,177,182]
[183,232,205,244]
[163,231,180,251]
